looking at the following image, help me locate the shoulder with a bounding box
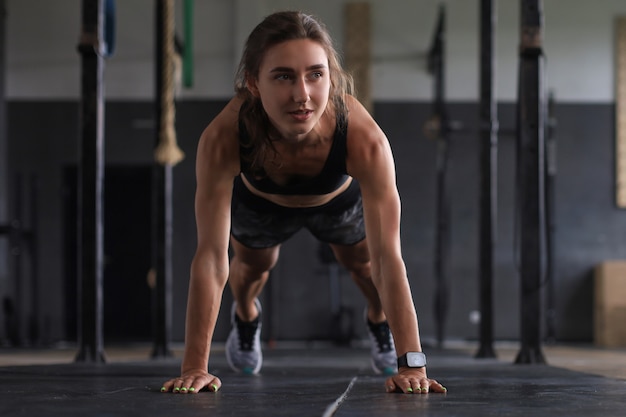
[198,98,241,161]
[344,95,392,174]
[200,96,243,145]
[196,97,243,176]
[345,95,387,146]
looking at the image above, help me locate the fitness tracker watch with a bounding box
[397,352,427,368]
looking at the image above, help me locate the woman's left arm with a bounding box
[345,96,446,394]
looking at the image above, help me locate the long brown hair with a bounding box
[234,11,353,176]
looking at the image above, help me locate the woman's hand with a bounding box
[160,369,222,394]
[385,367,447,394]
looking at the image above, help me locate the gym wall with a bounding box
[2,0,626,346]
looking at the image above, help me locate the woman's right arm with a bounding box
[161,98,242,394]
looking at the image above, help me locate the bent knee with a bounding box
[351,262,372,281]
[231,243,280,274]
[330,241,371,278]
[337,257,371,279]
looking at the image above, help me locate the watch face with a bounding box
[407,352,427,367]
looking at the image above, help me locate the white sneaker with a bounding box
[225,299,263,374]
[365,310,397,375]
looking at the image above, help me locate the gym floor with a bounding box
[1,342,625,416]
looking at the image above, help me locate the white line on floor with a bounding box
[321,376,358,417]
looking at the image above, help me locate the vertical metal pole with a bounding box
[429,6,450,349]
[0,0,8,346]
[151,0,173,358]
[433,137,450,349]
[476,0,498,359]
[515,0,547,365]
[544,92,557,343]
[13,174,23,346]
[28,175,39,345]
[75,0,106,363]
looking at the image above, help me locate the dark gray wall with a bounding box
[4,99,620,346]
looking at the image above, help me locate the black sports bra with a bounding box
[238,114,350,195]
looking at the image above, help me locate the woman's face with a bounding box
[248,38,331,142]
